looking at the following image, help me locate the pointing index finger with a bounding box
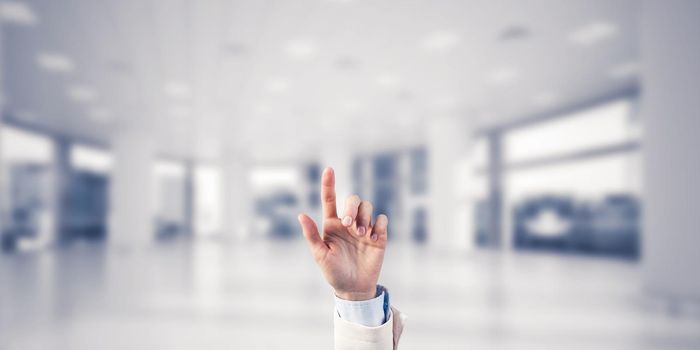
[321,167,338,219]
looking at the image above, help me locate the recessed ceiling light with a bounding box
[334,55,361,70]
[36,53,74,73]
[396,90,413,102]
[532,91,557,107]
[14,109,37,121]
[170,105,190,117]
[89,107,112,121]
[499,25,530,42]
[108,60,132,74]
[67,85,96,102]
[609,61,640,79]
[0,1,37,26]
[252,103,271,114]
[431,95,459,110]
[421,31,461,52]
[340,99,363,113]
[164,81,191,98]
[376,74,399,89]
[569,21,617,46]
[487,67,519,86]
[284,39,317,59]
[266,78,289,93]
[222,42,249,56]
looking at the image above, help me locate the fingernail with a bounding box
[371,233,378,241]
[342,216,353,226]
[357,226,366,236]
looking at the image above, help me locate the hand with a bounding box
[298,167,389,301]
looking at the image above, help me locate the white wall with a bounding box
[641,0,700,300]
[427,115,474,252]
[108,128,156,246]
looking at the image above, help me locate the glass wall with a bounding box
[1,125,55,251]
[501,98,642,258]
[152,160,188,240]
[249,165,303,239]
[62,144,112,242]
[353,148,429,243]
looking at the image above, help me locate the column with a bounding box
[108,128,156,246]
[0,20,4,238]
[487,132,504,248]
[52,137,72,244]
[183,160,195,235]
[221,154,251,239]
[641,0,700,301]
[427,115,475,252]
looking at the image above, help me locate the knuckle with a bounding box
[323,192,335,202]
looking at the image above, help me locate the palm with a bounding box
[320,218,385,296]
[298,168,389,301]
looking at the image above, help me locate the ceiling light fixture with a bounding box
[376,74,399,89]
[222,42,249,56]
[170,105,190,117]
[421,31,461,52]
[609,61,640,80]
[89,108,112,121]
[0,1,37,26]
[487,67,519,86]
[67,85,96,102]
[252,103,272,114]
[284,39,317,59]
[499,25,530,42]
[532,91,557,107]
[432,95,459,110]
[36,52,74,73]
[334,55,361,70]
[569,21,617,46]
[266,78,289,93]
[13,109,37,121]
[164,81,191,98]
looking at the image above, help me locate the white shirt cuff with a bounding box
[334,291,386,327]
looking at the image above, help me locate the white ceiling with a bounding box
[1,0,639,162]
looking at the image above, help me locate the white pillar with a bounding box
[221,155,252,240]
[641,0,700,301]
[427,116,475,252]
[52,137,72,244]
[0,21,4,239]
[108,128,156,246]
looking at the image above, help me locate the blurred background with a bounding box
[1,0,699,349]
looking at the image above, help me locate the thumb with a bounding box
[298,214,329,261]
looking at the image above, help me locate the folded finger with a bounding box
[356,201,373,236]
[371,214,389,242]
[342,195,362,227]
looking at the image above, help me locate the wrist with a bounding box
[335,288,376,301]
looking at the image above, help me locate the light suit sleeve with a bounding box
[333,306,406,350]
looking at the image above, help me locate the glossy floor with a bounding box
[1,239,699,349]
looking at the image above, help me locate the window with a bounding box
[70,144,113,174]
[498,98,642,258]
[504,100,636,163]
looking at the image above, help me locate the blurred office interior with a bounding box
[1,0,699,349]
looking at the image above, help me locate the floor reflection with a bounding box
[1,239,699,349]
